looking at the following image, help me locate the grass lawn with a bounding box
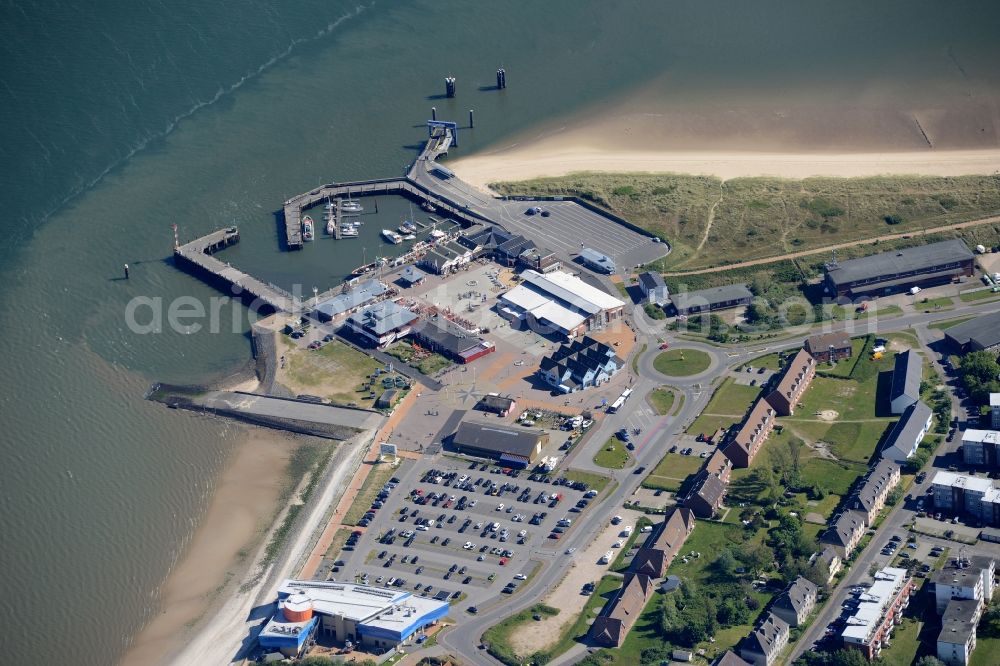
[594,437,632,469]
[929,315,976,331]
[647,387,675,415]
[740,352,785,371]
[959,288,1000,302]
[482,603,560,665]
[342,461,398,526]
[384,341,452,375]
[560,469,612,494]
[798,457,867,497]
[324,528,351,559]
[632,343,647,375]
[705,378,762,415]
[971,635,1000,666]
[687,413,739,437]
[915,295,955,311]
[653,348,712,376]
[553,575,622,650]
[643,453,705,491]
[282,339,383,406]
[785,418,893,465]
[878,616,924,666]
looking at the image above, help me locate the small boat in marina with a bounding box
[381,229,403,244]
[403,234,416,241]
[398,220,417,234]
[341,197,363,213]
[428,228,446,240]
[421,200,436,213]
[340,225,359,237]
[302,215,315,241]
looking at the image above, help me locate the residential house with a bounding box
[932,554,996,614]
[630,507,697,578]
[715,652,752,666]
[841,567,916,660]
[848,460,901,524]
[881,401,933,463]
[723,400,777,468]
[683,449,733,518]
[932,472,1000,527]
[962,429,1000,469]
[590,573,654,647]
[821,510,867,560]
[765,349,816,416]
[889,350,921,415]
[771,576,819,628]
[739,613,790,666]
[937,599,982,666]
[804,332,853,363]
[816,546,843,585]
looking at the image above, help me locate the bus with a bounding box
[606,388,633,413]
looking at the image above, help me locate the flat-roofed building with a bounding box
[848,459,901,524]
[824,239,974,298]
[314,279,388,322]
[962,429,1000,469]
[991,394,1000,429]
[821,510,867,559]
[499,269,625,338]
[944,311,1000,353]
[771,576,819,628]
[932,471,1000,526]
[937,598,982,666]
[590,573,654,647]
[765,348,816,416]
[345,301,419,348]
[804,332,853,363]
[669,283,753,317]
[538,335,623,393]
[449,420,543,468]
[932,554,996,613]
[261,579,449,655]
[517,247,560,273]
[840,567,915,660]
[881,401,933,463]
[723,399,777,468]
[630,507,696,578]
[739,613,789,666]
[889,350,921,415]
[637,271,669,306]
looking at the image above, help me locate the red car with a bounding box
[499,557,508,566]
[659,342,670,350]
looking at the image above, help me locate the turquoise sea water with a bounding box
[1,2,999,663]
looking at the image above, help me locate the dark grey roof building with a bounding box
[890,350,921,415]
[449,421,543,467]
[771,576,818,627]
[739,612,790,666]
[410,319,495,364]
[669,284,753,316]
[637,271,669,306]
[944,311,1000,353]
[937,598,981,666]
[882,400,933,463]
[823,239,975,297]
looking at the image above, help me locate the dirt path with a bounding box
[508,508,645,657]
[664,213,1000,276]
[694,185,725,254]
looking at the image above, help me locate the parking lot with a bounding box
[328,452,609,614]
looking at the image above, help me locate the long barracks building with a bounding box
[823,240,975,298]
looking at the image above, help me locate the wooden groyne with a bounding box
[174,226,301,313]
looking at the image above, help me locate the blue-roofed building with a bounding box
[345,301,419,348]
[579,247,616,274]
[539,336,624,393]
[396,265,427,287]
[266,580,449,655]
[313,279,387,322]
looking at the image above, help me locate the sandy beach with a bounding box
[451,146,1000,191]
[119,428,293,666]
[450,72,1000,187]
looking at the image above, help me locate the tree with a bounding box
[958,351,1000,403]
[914,658,946,666]
[886,486,904,506]
[713,548,738,577]
[884,214,904,225]
[739,542,774,577]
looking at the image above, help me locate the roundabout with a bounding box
[652,348,713,377]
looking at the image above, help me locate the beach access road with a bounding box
[167,431,370,666]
